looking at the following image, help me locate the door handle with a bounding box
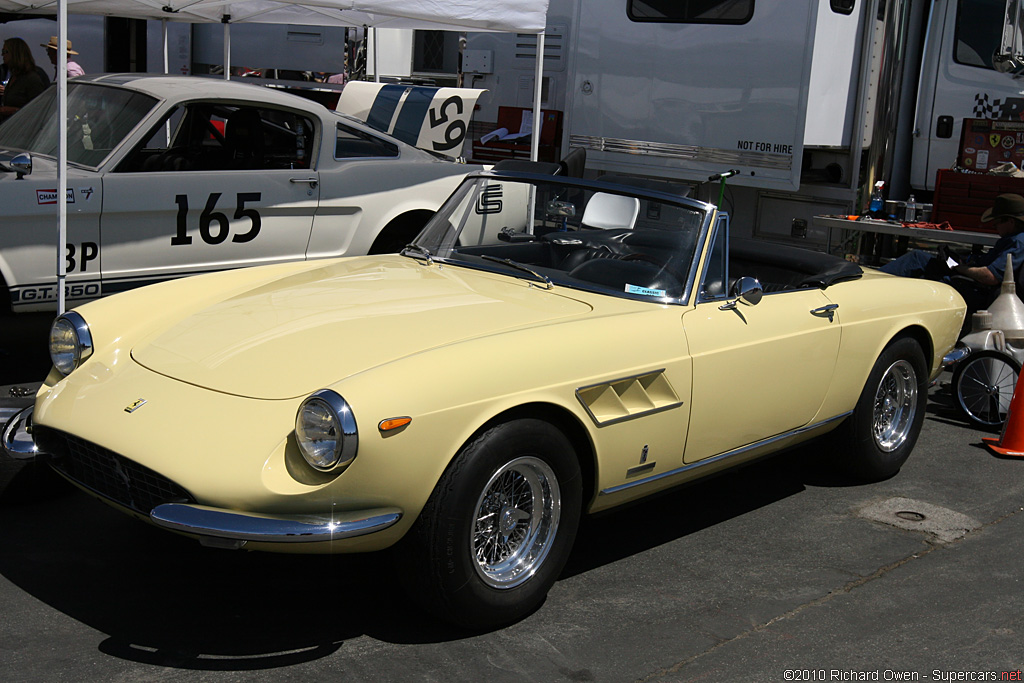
[290,177,318,188]
[810,304,839,322]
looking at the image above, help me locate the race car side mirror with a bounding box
[4,152,32,179]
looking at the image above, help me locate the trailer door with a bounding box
[567,0,819,191]
[912,0,1024,190]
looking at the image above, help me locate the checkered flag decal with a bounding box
[973,93,1024,119]
[974,93,996,118]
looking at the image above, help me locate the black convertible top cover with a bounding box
[731,239,863,289]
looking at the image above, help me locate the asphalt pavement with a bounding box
[0,314,1022,681]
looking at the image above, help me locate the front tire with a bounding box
[835,336,928,481]
[398,419,582,629]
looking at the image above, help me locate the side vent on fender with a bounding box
[576,370,683,426]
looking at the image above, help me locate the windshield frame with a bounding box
[410,170,715,306]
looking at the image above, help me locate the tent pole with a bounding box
[373,27,380,82]
[162,19,169,74]
[57,0,68,314]
[223,14,231,80]
[530,31,545,162]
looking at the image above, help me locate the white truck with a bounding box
[463,0,1024,249]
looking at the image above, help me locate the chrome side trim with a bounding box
[2,406,44,461]
[599,412,853,496]
[150,503,402,544]
[569,134,793,170]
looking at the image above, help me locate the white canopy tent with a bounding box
[0,1,548,31]
[0,0,550,312]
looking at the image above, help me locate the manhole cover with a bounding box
[858,497,980,543]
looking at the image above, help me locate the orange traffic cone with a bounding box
[983,366,1024,457]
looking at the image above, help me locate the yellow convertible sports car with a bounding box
[4,169,966,628]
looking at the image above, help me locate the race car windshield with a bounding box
[0,83,158,168]
[413,175,709,304]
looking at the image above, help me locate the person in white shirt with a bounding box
[42,36,84,79]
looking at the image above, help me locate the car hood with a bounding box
[131,256,592,399]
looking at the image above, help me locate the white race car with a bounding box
[0,74,480,312]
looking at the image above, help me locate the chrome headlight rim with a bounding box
[49,311,93,376]
[295,389,358,472]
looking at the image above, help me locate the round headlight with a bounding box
[295,390,358,471]
[49,311,93,376]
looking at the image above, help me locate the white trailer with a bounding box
[464,0,1024,249]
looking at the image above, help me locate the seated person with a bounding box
[880,193,1024,311]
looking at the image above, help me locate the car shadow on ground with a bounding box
[0,442,855,670]
[0,462,460,668]
[0,384,984,670]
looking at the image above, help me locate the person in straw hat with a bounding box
[42,36,84,79]
[881,193,1024,311]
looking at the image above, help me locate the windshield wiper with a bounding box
[481,255,554,290]
[401,243,434,265]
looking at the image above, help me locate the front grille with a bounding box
[35,426,194,514]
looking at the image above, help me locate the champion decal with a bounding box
[37,189,76,205]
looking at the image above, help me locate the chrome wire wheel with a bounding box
[472,455,561,589]
[873,359,918,452]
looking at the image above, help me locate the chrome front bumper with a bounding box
[5,406,402,549]
[2,406,43,460]
[150,503,403,549]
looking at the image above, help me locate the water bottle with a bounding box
[905,194,917,222]
[869,181,885,217]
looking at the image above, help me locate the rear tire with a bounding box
[398,419,582,629]
[834,336,928,481]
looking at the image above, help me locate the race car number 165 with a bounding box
[172,192,262,246]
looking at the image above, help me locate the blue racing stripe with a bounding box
[365,84,407,134]
[391,86,439,146]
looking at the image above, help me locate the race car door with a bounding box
[1,163,102,311]
[98,101,319,294]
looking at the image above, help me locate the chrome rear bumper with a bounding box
[150,502,402,549]
[942,345,971,367]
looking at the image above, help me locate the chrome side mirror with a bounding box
[995,0,1024,75]
[8,152,31,179]
[719,276,763,310]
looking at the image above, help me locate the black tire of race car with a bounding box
[834,336,928,482]
[398,418,582,630]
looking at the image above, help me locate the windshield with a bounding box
[0,83,158,168]
[413,175,709,303]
